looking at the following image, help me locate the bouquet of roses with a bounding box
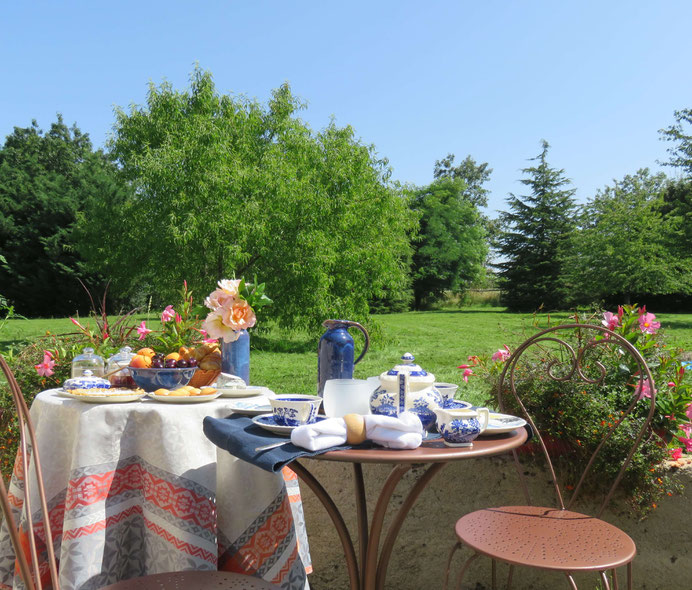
[201,278,272,342]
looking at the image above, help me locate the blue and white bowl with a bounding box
[63,370,111,391]
[269,395,322,427]
[128,367,197,392]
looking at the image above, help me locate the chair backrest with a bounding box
[497,324,656,517]
[0,354,60,590]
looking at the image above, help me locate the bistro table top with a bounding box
[309,428,529,463]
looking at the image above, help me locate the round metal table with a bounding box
[291,428,529,590]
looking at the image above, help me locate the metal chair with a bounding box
[0,354,279,590]
[443,324,657,590]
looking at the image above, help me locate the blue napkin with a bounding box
[203,415,371,473]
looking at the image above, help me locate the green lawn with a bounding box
[4,307,690,407]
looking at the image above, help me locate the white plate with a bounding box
[480,412,527,435]
[252,414,328,436]
[227,399,273,416]
[60,389,146,403]
[146,391,223,403]
[217,386,265,398]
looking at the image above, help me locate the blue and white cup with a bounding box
[433,407,489,447]
[434,382,473,409]
[270,395,323,426]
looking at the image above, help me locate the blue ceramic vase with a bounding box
[221,329,250,384]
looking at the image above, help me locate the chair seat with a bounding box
[455,506,636,571]
[101,570,281,589]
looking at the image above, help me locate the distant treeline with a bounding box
[0,67,690,325]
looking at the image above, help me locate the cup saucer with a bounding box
[252,414,327,437]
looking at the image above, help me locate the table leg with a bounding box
[291,460,360,590]
[353,463,368,588]
[375,462,446,590]
[363,464,412,590]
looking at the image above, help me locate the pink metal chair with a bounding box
[444,324,657,590]
[0,354,279,590]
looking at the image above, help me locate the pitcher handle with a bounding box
[343,321,370,365]
[476,407,490,432]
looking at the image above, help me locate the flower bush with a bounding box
[458,305,690,516]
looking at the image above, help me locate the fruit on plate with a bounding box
[153,386,217,397]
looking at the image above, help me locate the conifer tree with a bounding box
[496,140,576,311]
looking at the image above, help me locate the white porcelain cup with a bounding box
[323,379,374,418]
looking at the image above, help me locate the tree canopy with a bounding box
[0,116,125,316]
[495,140,577,311]
[563,169,689,304]
[78,68,414,329]
[410,176,488,309]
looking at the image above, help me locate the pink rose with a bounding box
[204,289,235,311]
[222,299,257,332]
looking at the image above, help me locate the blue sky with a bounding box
[2,1,691,216]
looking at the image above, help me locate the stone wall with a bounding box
[299,455,692,589]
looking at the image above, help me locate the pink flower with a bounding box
[491,345,511,363]
[462,368,474,382]
[678,436,692,453]
[680,423,692,437]
[194,328,219,344]
[601,311,620,331]
[467,355,481,365]
[70,317,85,330]
[204,289,235,311]
[668,381,676,388]
[638,312,661,335]
[137,321,152,340]
[34,352,55,377]
[161,305,175,323]
[457,364,472,369]
[686,403,692,422]
[175,313,182,324]
[635,378,655,400]
[669,448,683,461]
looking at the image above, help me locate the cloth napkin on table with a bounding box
[203,412,424,473]
[291,412,423,451]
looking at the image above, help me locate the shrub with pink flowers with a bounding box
[457,304,690,515]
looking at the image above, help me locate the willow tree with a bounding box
[77,68,413,328]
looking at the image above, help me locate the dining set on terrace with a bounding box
[0,320,658,590]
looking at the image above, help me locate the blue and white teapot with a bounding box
[369,353,443,431]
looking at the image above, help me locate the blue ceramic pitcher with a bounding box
[317,320,370,396]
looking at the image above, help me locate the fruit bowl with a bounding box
[128,367,197,392]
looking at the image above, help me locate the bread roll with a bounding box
[343,413,367,444]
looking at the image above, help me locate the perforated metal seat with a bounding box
[455,506,636,571]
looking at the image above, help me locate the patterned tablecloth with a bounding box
[0,389,311,590]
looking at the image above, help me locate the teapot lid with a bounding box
[379,353,435,384]
[388,353,427,376]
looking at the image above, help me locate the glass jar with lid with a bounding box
[71,347,105,378]
[105,346,136,388]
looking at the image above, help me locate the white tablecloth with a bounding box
[0,390,311,590]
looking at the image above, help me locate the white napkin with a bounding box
[290,411,424,451]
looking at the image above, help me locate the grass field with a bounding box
[3,307,691,407]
